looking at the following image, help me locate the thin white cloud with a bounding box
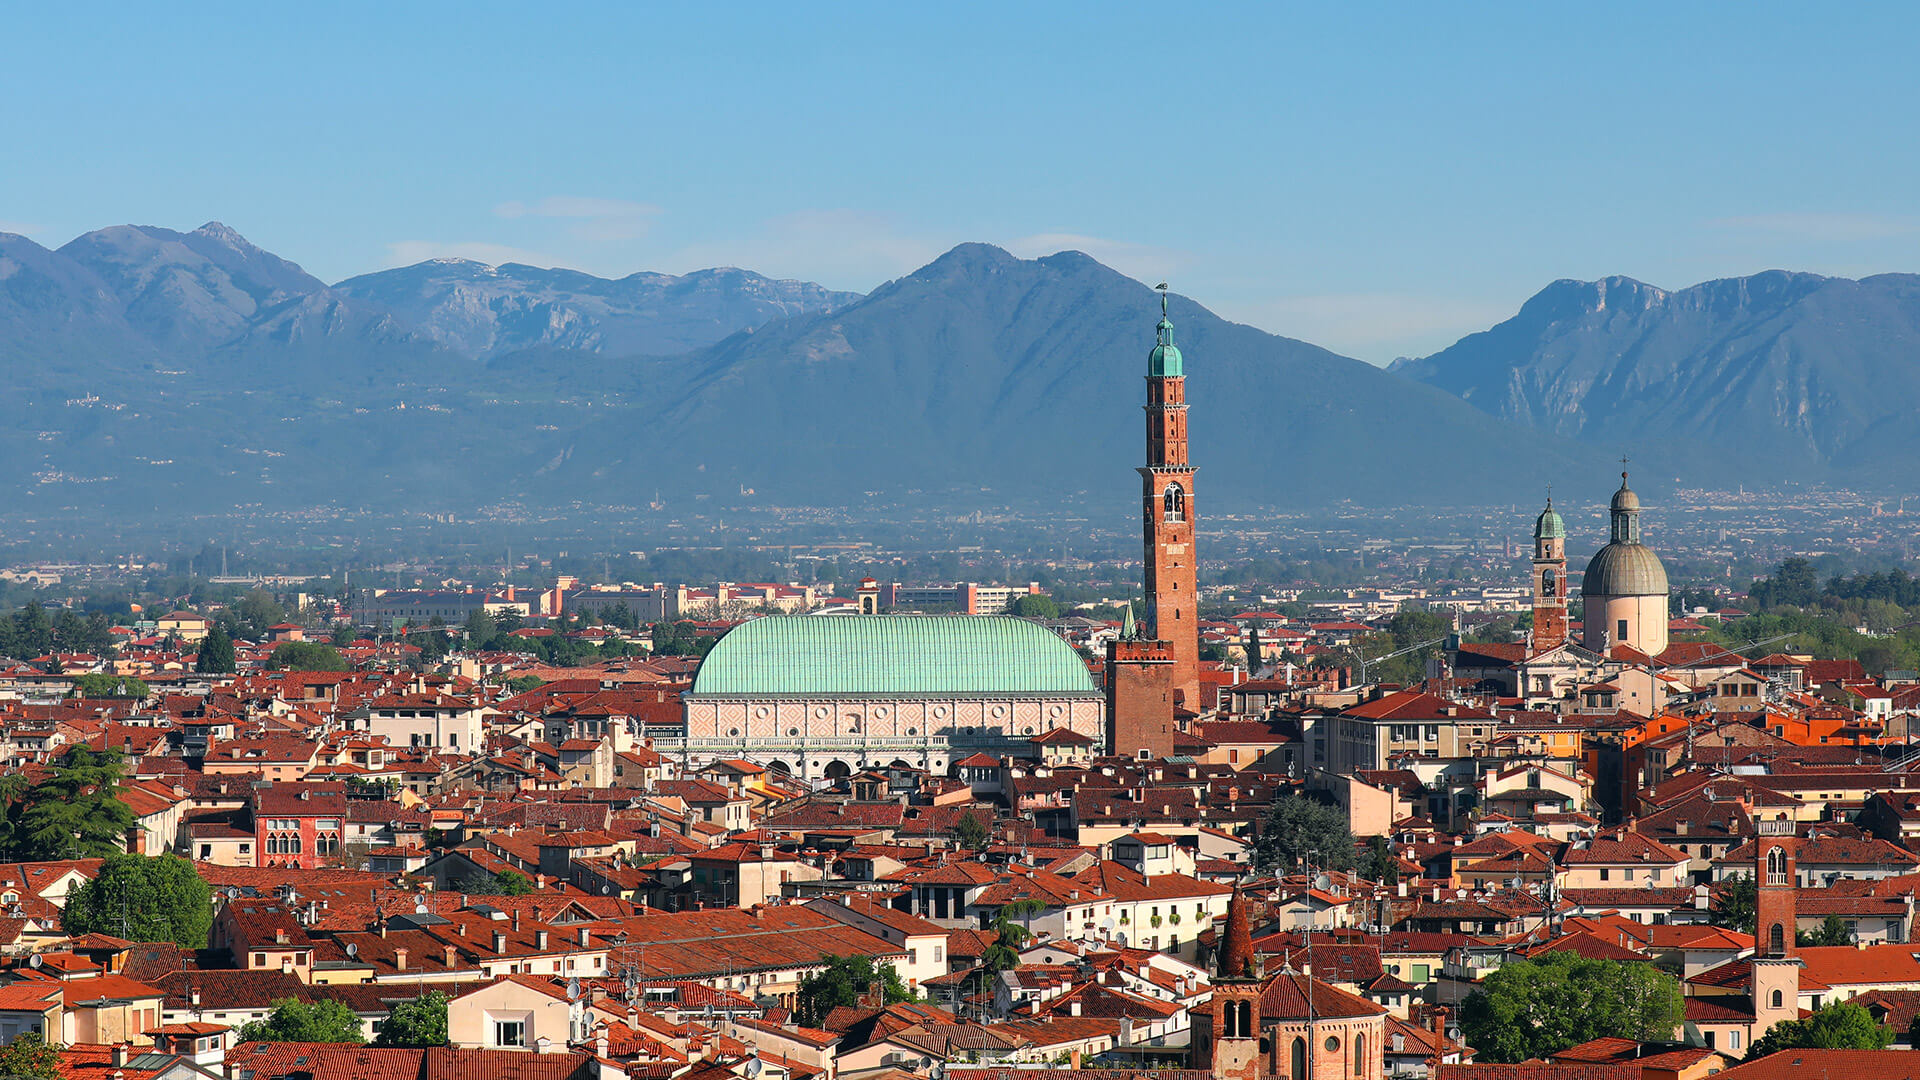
[1007,232,1195,283]
[665,209,951,289]
[382,240,567,269]
[1224,292,1516,364]
[1709,213,1920,240]
[494,196,662,241]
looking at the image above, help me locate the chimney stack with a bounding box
[394,947,408,971]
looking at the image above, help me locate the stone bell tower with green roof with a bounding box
[1531,492,1568,651]
[1139,285,1200,708]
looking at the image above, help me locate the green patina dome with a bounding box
[688,615,1100,697]
[1149,317,1183,377]
[1534,500,1566,540]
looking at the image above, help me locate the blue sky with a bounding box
[4,3,1917,362]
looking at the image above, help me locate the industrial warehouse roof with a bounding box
[688,615,1100,697]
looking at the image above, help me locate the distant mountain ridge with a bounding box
[1390,270,1920,484]
[4,220,1914,523]
[332,258,862,359]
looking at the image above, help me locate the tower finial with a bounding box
[1155,282,1169,319]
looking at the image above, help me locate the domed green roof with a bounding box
[1149,317,1183,377]
[1534,500,1566,540]
[688,615,1100,697]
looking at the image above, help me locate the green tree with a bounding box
[374,990,449,1047]
[1749,1001,1890,1059]
[504,676,545,694]
[1005,594,1060,620]
[195,624,237,674]
[954,810,989,851]
[1798,914,1854,948]
[237,997,365,1044]
[1358,835,1401,885]
[61,853,214,947]
[68,673,149,699]
[268,641,350,672]
[0,1032,63,1079]
[1712,873,1758,935]
[1458,951,1685,1063]
[794,955,912,1026]
[16,746,134,860]
[1254,794,1356,872]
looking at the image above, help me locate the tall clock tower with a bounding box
[1140,287,1200,707]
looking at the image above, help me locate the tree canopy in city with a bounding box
[1458,951,1684,1063]
[1254,794,1356,872]
[62,853,214,947]
[374,990,449,1048]
[268,640,351,671]
[237,998,365,1044]
[1749,1001,1890,1059]
[794,955,912,1027]
[11,745,134,861]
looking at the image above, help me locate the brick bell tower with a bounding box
[1531,493,1568,651]
[1751,821,1801,1040]
[1140,285,1201,707]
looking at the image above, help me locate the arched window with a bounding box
[1771,988,1784,1009]
[1163,483,1185,523]
[1768,923,1785,957]
[1767,848,1788,886]
[1542,568,1557,596]
[1355,1033,1366,1074]
[1236,1000,1252,1039]
[1290,1037,1307,1080]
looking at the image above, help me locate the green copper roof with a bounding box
[689,615,1100,697]
[1149,317,1183,377]
[1534,501,1566,539]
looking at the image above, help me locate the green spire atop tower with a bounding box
[1148,283,1183,377]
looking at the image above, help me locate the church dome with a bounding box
[1611,478,1642,513]
[1582,541,1669,598]
[1534,500,1565,540]
[1148,317,1183,377]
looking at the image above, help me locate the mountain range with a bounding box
[1391,271,1920,486]
[0,221,1909,525]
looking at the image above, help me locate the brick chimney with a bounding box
[394,947,408,971]
[494,930,507,953]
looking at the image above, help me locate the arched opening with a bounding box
[1355,1033,1365,1075]
[824,760,853,780]
[1290,1036,1307,1080]
[1768,922,1785,957]
[1163,483,1186,523]
[765,759,792,776]
[1771,988,1783,1009]
[1236,1000,1252,1039]
[1767,848,1788,886]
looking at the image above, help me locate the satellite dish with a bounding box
[28,955,41,969]
[567,977,582,1001]
[745,1058,765,1079]
[345,942,359,959]
[1313,873,1331,892]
